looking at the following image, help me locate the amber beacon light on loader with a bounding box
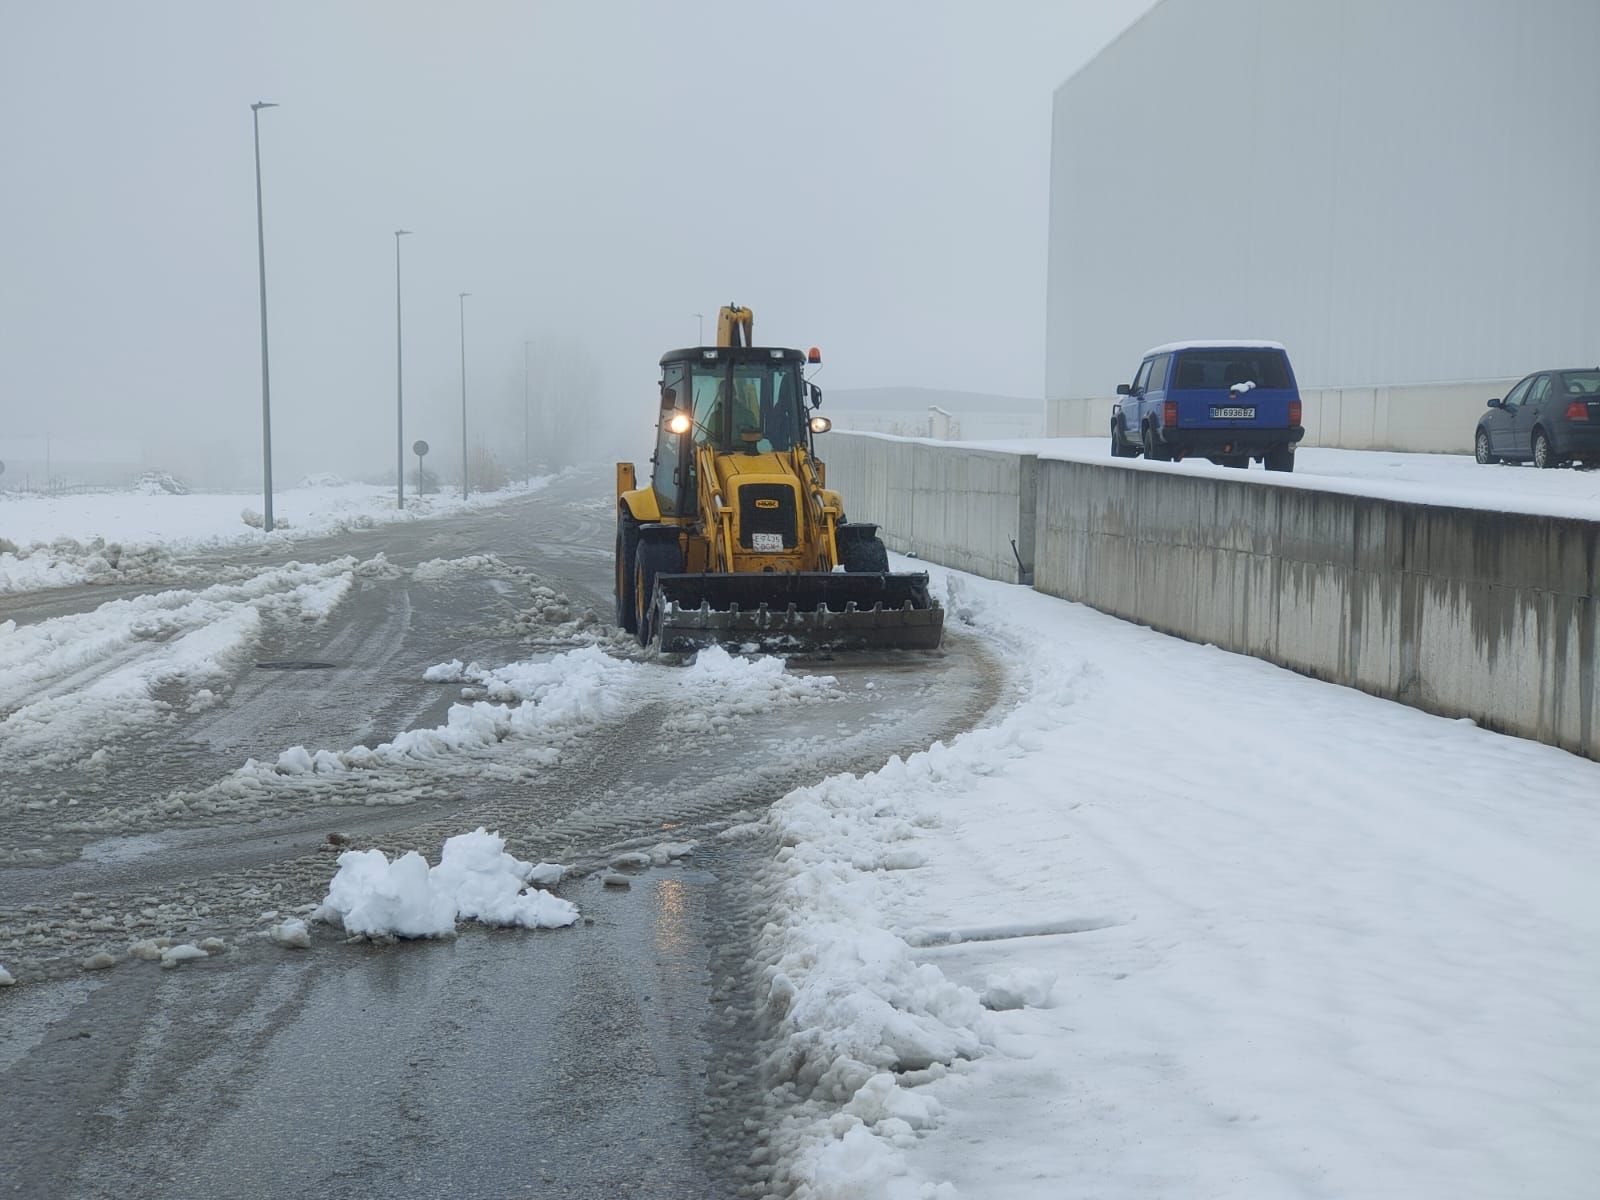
[614,305,945,653]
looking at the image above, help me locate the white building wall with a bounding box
[1045,0,1600,447]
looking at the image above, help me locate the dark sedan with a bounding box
[1475,368,1600,468]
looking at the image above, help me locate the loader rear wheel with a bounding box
[615,511,640,634]
[634,538,682,648]
[841,534,890,573]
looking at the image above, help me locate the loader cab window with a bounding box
[653,367,688,514]
[688,361,804,452]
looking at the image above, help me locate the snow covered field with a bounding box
[751,556,1600,1198]
[941,437,1600,522]
[0,477,551,594]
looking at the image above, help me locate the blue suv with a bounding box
[1111,341,1305,472]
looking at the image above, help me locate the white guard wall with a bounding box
[1045,0,1600,449]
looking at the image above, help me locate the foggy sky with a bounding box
[1,0,1153,487]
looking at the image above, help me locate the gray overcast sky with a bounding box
[1,0,1153,484]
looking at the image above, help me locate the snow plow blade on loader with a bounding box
[650,570,945,653]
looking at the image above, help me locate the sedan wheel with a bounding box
[1474,429,1496,465]
[1533,429,1555,470]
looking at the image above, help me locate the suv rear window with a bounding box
[1171,350,1291,391]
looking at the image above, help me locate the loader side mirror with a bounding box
[809,383,822,409]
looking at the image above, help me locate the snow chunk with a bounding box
[128,940,163,961]
[0,964,14,986]
[980,967,1057,1011]
[269,918,311,948]
[431,828,581,930]
[81,952,117,971]
[314,848,456,939]
[313,828,578,939]
[159,944,208,969]
[424,658,469,682]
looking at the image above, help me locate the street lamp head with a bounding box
[395,228,413,237]
[251,101,278,111]
[459,292,471,301]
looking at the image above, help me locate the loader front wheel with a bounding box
[615,511,640,634]
[634,538,682,648]
[842,534,890,573]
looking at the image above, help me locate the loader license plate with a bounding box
[752,533,783,552]
[1210,406,1255,420]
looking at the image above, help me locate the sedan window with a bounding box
[1526,375,1551,407]
[1563,370,1600,396]
[1502,378,1532,410]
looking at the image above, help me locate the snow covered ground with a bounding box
[752,555,1600,1198]
[918,437,1600,523]
[0,476,552,594]
[0,557,367,772]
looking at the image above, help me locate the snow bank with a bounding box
[313,828,579,939]
[751,557,1600,1197]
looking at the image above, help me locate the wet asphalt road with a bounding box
[0,471,1005,1198]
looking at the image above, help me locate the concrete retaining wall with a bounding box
[1035,461,1596,760]
[827,432,1598,762]
[820,433,1036,585]
[1047,377,1522,454]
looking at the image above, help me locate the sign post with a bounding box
[413,439,430,495]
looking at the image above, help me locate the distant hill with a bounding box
[822,386,1039,414]
[816,386,1043,440]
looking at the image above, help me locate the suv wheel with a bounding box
[1143,423,1172,462]
[1110,418,1137,458]
[1474,429,1497,465]
[1533,428,1555,469]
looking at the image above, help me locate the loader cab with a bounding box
[654,346,812,512]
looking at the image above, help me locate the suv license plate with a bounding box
[1210,406,1256,420]
[752,533,784,552]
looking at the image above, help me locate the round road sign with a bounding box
[412,440,430,456]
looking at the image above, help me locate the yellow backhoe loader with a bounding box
[615,305,944,652]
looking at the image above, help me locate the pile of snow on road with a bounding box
[313,827,578,939]
[663,645,839,736]
[248,643,836,783]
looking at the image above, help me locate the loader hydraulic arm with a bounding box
[696,442,737,572]
[716,305,754,348]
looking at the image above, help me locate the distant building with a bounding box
[1045,0,1600,451]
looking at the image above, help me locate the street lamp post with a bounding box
[458,292,471,499]
[250,100,278,533]
[693,312,704,345]
[523,339,533,486]
[394,229,412,509]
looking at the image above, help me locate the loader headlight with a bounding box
[666,410,692,435]
[809,415,832,434]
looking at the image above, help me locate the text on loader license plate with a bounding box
[752,532,784,552]
[1210,406,1256,420]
